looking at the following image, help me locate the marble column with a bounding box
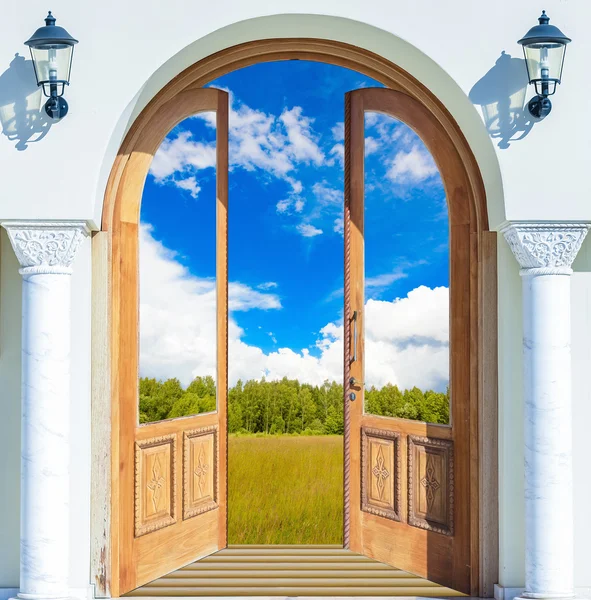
[502,222,590,600]
[2,222,90,600]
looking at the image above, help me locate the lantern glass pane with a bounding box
[30,45,73,86]
[523,43,566,85]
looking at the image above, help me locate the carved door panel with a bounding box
[114,89,228,595]
[343,88,476,595]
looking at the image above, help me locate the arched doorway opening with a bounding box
[99,38,497,598]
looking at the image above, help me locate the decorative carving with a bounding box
[372,445,390,500]
[501,222,590,272]
[135,435,177,537]
[361,428,401,522]
[420,453,441,512]
[408,435,454,536]
[2,221,90,275]
[183,426,218,520]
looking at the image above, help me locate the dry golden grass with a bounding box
[228,435,343,544]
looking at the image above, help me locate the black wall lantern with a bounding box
[518,11,571,119]
[25,12,78,120]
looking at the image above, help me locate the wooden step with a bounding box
[177,561,398,571]
[167,568,413,578]
[125,547,465,597]
[128,585,463,596]
[198,553,376,563]
[147,576,438,587]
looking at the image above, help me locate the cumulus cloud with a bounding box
[328,143,344,166]
[276,195,305,215]
[279,106,325,166]
[148,131,216,197]
[148,91,327,199]
[296,223,323,237]
[173,176,201,199]
[139,224,281,384]
[312,181,341,207]
[257,281,278,291]
[140,225,449,391]
[276,199,291,213]
[388,145,439,183]
[200,90,324,188]
[331,122,344,142]
[150,131,217,180]
[365,136,380,156]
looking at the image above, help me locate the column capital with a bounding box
[501,222,591,275]
[1,221,90,275]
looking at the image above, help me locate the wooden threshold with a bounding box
[125,546,465,597]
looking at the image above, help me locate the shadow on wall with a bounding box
[0,53,52,151]
[470,51,533,149]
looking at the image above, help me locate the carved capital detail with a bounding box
[2,221,90,275]
[501,222,590,273]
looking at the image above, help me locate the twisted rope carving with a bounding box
[343,93,352,549]
[219,103,230,549]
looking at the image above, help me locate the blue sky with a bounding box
[139,61,449,392]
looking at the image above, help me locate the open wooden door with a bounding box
[343,87,478,595]
[112,88,229,595]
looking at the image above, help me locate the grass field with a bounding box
[228,435,344,545]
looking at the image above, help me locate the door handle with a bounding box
[351,310,358,363]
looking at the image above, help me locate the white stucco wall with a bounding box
[496,239,525,589]
[0,0,590,594]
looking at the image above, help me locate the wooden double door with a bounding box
[115,87,478,596]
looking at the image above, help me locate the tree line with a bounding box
[139,376,450,431]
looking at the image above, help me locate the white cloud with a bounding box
[365,112,380,127]
[139,224,281,384]
[276,195,305,215]
[388,145,438,183]
[257,281,278,290]
[366,270,408,291]
[173,176,201,198]
[328,143,344,166]
[333,217,344,234]
[276,199,291,213]
[140,225,449,391]
[279,106,325,166]
[149,91,327,199]
[297,223,323,237]
[150,130,216,181]
[365,136,380,156]
[331,122,344,142]
[198,90,323,190]
[313,181,341,206]
[230,281,282,311]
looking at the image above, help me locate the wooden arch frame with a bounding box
[97,38,498,597]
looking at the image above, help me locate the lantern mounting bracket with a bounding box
[527,95,552,119]
[45,93,68,120]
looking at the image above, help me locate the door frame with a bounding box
[92,38,497,598]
